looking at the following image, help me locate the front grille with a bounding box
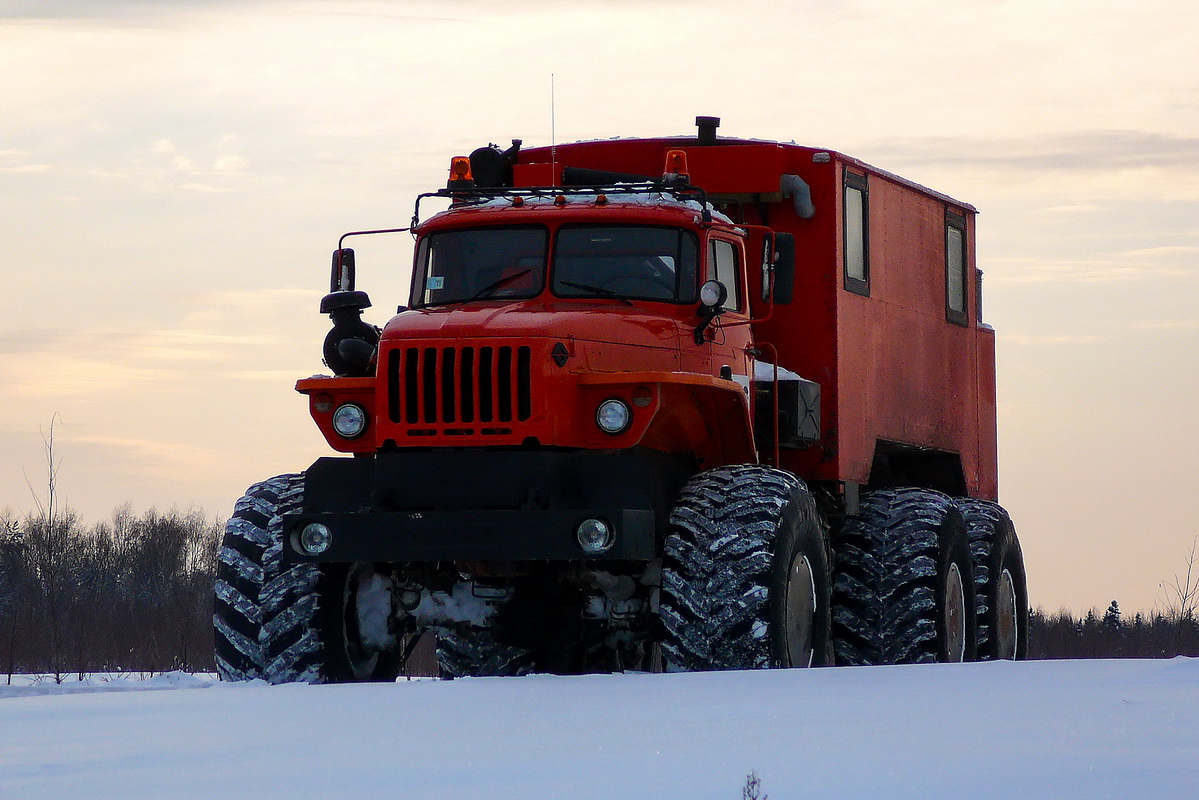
[387,345,533,427]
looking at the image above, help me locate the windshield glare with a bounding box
[553,225,698,303]
[413,223,699,307]
[416,226,547,307]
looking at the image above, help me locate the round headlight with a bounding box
[596,398,631,435]
[332,403,368,439]
[296,522,332,555]
[699,279,728,309]
[576,518,614,555]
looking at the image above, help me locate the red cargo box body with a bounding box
[517,137,998,501]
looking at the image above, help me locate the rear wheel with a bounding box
[659,465,831,671]
[958,499,1029,660]
[436,629,533,678]
[833,488,977,665]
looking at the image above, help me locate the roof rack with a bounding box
[411,182,713,227]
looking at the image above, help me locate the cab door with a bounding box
[706,236,755,406]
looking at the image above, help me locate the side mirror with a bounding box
[772,233,795,305]
[330,248,356,292]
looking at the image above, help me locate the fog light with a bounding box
[296,523,332,555]
[332,403,368,439]
[596,399,631,435]
[576,518,614,555]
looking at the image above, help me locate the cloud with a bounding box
[0,164,53,173]
[213,154,248,172]
[866,130,1199,173]
[179,181,233,193]
[64,434,222,478]
[0,321,292,398]
[1039,205,1105,215]
[0,0,247,22]
[1001,333,1104,346]
[982,256,1191,284]
[1130,319,1199,332]
[1120,245,1199,259]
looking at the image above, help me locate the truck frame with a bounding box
[214,117,1028,682]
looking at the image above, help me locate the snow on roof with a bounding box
[433,191,736,225]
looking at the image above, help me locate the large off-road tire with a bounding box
[213,473,400,683]
[659,464,831,671]
[436,628,533,679]
[833,488,977,665]
[958,499,1029,660]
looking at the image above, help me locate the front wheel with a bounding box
[319,561,403,682]
[213,473,400,684]
[659,465,831,671]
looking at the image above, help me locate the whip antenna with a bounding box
[550,73,557,186]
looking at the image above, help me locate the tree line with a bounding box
[1,501,1196,679]
[0,506,221,681]
[1028,600,1198,660]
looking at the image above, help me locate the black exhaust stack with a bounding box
[696,116,720,145]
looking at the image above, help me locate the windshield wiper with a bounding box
[467,269,533,302]
[558,281,633,306]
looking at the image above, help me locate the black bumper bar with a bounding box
[285,508,656,562]
[282,448,693,563]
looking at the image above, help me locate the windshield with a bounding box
[412,223,699,307]
[552,225,698,303]
[414,226,547,307]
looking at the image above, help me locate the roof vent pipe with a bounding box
[781,174,816,219]
[696,116,720,145]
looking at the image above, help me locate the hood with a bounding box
[382,301,686,352]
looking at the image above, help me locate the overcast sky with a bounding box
[2,0,1196,614]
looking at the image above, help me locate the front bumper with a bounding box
[285,507,656,561]
[282,448,693,563]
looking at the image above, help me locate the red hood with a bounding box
[381,301,686,352]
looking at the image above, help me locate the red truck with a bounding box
[214,117,1028,682]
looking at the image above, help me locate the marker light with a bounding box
[664,149,690,180]
[596,398,631,435]
[450,156,473,181]
[332,403,368,439]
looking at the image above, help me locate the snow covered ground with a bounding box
[2,658,1196,799]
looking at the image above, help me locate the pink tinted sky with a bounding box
[1,0,1197,613]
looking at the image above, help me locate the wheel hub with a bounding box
[344,563,396,679]
[784,554,816,667]
[992,567,1019,659]
[944,562,966,662]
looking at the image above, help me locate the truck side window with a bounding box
[946,210,968,326]
[843,171,869,296]
[708,238,743,312]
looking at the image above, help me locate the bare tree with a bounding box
[22,416,71,682]
[1159,536,1199,653]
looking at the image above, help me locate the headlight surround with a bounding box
[595,398,631,435]
[332,403,368,439]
